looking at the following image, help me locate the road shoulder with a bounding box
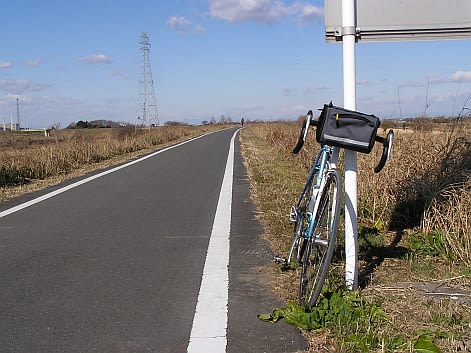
[227,133,308,353]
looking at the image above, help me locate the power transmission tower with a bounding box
[16,98,21,130]
[137,32,159,126]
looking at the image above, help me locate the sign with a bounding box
[325,0,471,42]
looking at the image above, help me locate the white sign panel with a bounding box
[325,0,471,42]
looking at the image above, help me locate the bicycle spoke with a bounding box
[299,171,341,309]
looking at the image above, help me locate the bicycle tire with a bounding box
[287,167,318,264]
[299,170,341,309]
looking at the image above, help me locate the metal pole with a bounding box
[342,0,358,290]
[16,98,20,130]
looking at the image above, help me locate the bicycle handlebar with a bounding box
[292,110,394,173]
[373,129,394,173]
[292,110,317,154]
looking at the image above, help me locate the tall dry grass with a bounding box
[0,125,222,194]
[241,119,471,353]
[241,118,471,266]
[360,120,471,265]
[240,122,322,254]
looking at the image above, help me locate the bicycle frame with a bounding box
[297,144,335,241]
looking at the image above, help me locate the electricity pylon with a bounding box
[137,32,159,126]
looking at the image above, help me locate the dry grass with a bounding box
[240,119,471,353]
[423,179,471,265]
[0,125,224,201]
[358,121,471,267]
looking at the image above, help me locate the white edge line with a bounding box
[187,129,239,353]
[0,131,218,219]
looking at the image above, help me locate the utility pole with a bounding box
[138,32,159,127]
[16,98,21,131]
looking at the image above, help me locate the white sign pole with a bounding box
[326,0,471,292]
[342,0,358,290]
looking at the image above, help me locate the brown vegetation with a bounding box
[240,117,471,352]
[0,125,224,201]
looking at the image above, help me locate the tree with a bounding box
[164,121,183,126]
[76,120,89,129]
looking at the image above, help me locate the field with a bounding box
[0,125,224,202]
[240,119,471,352]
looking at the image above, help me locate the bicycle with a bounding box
[287,106,394,309]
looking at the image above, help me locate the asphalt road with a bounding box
[0,128,307,353]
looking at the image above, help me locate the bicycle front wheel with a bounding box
[299,170,341,309]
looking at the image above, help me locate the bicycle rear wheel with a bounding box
[299,170,341,309]
[287,167,318,264]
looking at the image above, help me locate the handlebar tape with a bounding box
[292,110,315,154]
[374,130,394,173]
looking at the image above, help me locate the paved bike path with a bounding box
[0,128,306,352]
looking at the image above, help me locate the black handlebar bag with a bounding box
[315,103,381,154]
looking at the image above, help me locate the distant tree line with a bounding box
[67,120,127,129]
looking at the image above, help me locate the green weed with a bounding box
[414,334,441,353]
[409,231,452,259]
[258,287,451,352]
[258,289,413,352]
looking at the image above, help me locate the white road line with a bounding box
[187,129,238,353]
[0,133,211,219]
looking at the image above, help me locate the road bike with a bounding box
[287,107,394,309]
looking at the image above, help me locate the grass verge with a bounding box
[240,121,471,353]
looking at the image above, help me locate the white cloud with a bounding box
[399,80,426,88]
[195,25,207,33]
[110,70,128,78]
[408,71,471,86]
[245,103,264,112]
[0,93,32,105]
[209,0,323,24]
[298,3,323,23]
[80,54,112,64]
[0,61,13,68]
[451,71,471,82]
[0,79,50,94]
[316,85,332,91]
[167,16,193,32]
[357,79,373,86]
[26,59,44,67]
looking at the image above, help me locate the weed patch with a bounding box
[0,166,30,187]
[409,231,451,259]
[258,288,445,352]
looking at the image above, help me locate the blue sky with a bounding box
[1,0,470,128]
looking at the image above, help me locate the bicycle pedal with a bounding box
[274,254,285,264]
[289,206,297,222]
